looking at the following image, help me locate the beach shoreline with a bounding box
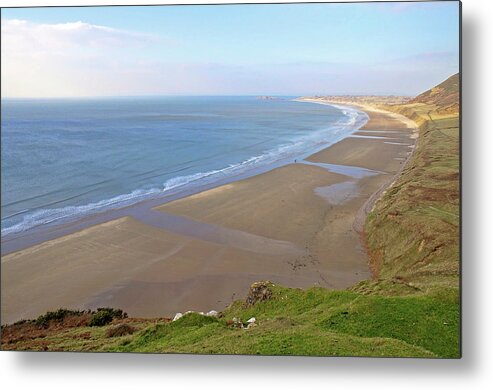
[1,100,366,256]
[1,102,417,325]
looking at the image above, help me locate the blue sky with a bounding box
[1,1,460,97]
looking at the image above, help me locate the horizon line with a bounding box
[1,93,415,99]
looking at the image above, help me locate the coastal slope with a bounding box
[363,73,460,293]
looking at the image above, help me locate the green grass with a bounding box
[3,284,458,357]
[109,285,456,357]
[319,290,459,357]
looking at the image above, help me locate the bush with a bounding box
[105,324,136,338]
[89,308,127,327]
[35,309,86,328]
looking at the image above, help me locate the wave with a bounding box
[1,104,367,237]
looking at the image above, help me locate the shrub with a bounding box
[105,324,136,338]
[88,308,127,327]
[34,309,86,328]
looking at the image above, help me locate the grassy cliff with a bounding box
[1,284,457,357]
[362,73,460,294]
[1,75,460,357]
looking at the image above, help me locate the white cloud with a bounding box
[2,18,152,52]
[1,18,157,97]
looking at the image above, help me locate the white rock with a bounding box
[206,310,219,317]
[247,317,256,324]
[173,313,183,321]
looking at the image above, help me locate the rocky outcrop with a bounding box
[245,281,273,306]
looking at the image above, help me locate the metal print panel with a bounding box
[0,0,461,357]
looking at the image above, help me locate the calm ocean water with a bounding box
[1,96,366,237]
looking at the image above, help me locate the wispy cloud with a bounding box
[1,18,161,97]
[2,18,154,53]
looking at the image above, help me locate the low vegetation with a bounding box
[1,74,460,357]
[363,74,460,296]
[89,308,127,327]
[0,283,458,357]
[105,323,137,338]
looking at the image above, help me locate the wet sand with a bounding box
[1,104,416,324]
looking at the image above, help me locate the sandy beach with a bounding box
[1,104,416,324]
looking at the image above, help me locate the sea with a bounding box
[1,96,367,237]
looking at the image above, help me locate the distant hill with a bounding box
[410,73,459,113]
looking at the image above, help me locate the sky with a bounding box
[1,1,460,97]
